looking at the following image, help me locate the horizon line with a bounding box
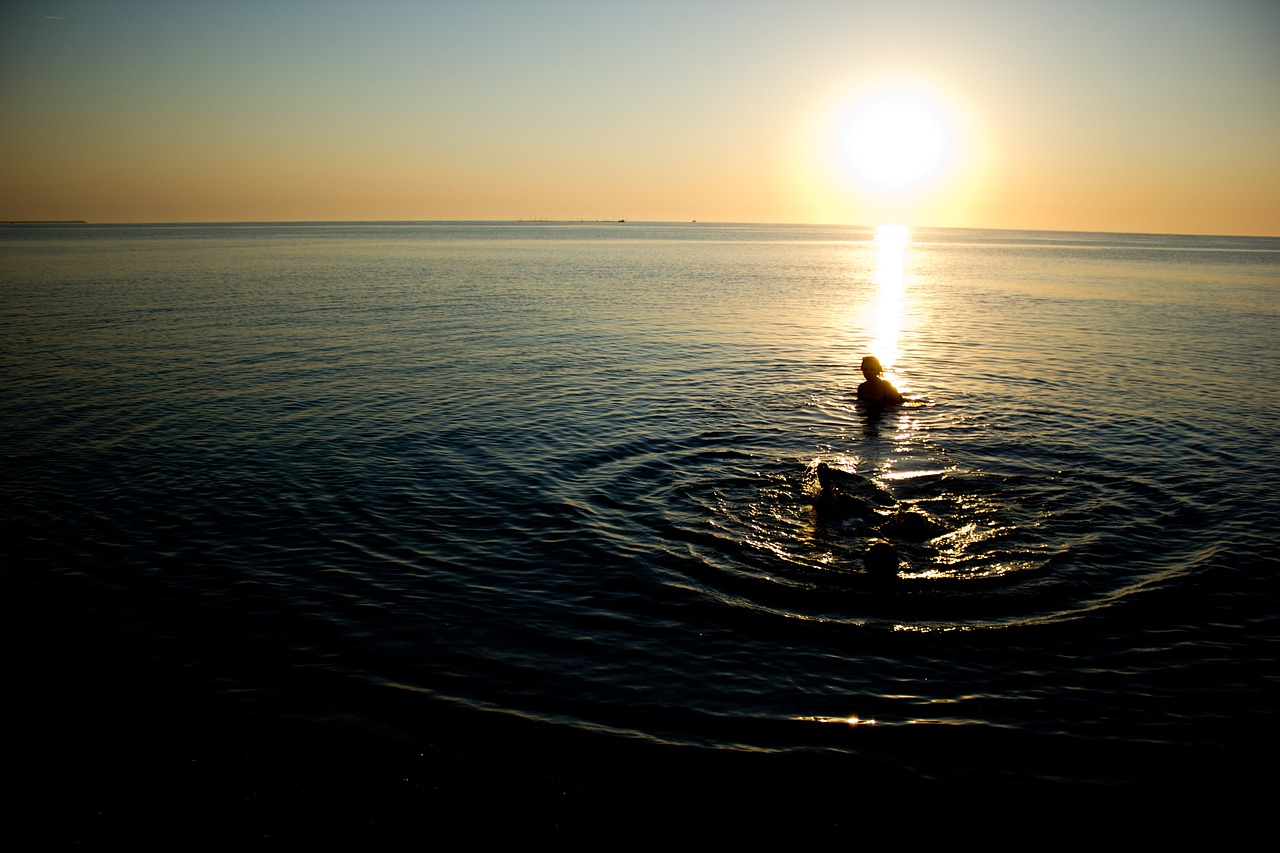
[4,219,1279,240]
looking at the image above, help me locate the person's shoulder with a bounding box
[859,378,904,405]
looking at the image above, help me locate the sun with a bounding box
[837,88,955,193]
[790,78,980,225]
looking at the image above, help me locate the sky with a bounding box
[3,0,1278,235]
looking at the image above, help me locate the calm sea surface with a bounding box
[3,222,1278,793]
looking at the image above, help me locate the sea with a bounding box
[3,221,1279,833]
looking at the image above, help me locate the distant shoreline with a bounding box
[2,221,1277,240]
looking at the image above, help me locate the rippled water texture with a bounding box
[4,222,1278,786]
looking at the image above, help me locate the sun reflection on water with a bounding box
[870,223,910,374]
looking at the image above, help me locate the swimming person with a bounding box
[856,356,904,406]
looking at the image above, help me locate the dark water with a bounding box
[4,222,1279,827]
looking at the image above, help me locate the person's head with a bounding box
[860,356,884,381]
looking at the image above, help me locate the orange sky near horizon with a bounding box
[3,0,1278,236]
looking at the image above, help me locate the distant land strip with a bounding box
[2,220,88,224]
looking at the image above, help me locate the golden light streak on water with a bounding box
[870,223,909,373]
[792,715,877,726]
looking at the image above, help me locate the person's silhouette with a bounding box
[856,356,904,406]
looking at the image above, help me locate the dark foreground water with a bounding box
[3,222,1279,836]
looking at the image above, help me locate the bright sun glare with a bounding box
[838,89,954,193]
